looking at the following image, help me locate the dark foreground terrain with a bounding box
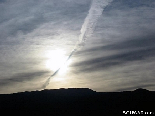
[0,88,155,115]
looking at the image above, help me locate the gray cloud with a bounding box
[0,0,90,45]
[0,0,155,93]
[77,33,155,53]
[71,0,155,73]
[72,31,155,72]
[0,70,50,87]
[73,47,155,72]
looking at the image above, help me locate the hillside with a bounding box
[0,88,155,115]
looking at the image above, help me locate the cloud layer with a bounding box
[0,0,155,93]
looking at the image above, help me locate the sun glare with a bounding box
[59,59,72,75]
[45,49,71,74]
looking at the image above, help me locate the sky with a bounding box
[0,0,155,94]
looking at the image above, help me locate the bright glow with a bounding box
[59,59,72,75]
[45,49,68,73]
[53,77,65,82]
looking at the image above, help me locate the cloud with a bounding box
[77,33,155,53]
[0,70,51,94]
[0,70,50,86]
[61,0,155,92]
[0,0,90,44]
[72,31,155,72]
[73,47,155,72]
[0,0,155,92]
[0,0,93,93]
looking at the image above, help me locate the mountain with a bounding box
[0,88,154,115]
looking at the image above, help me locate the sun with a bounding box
[45,49,70,74]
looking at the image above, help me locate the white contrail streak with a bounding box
[42,0,113,89]
[76,0,113,48]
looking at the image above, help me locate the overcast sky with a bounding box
[0,0,155,93]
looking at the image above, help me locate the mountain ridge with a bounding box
[0,88,154,115]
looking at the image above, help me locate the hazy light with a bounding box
[45,49,68,73]
[59,59,72,75]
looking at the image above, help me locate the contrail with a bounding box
[77,0,113,47]
[42,0,113,89]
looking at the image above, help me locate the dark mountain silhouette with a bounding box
[0,88,155,115]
